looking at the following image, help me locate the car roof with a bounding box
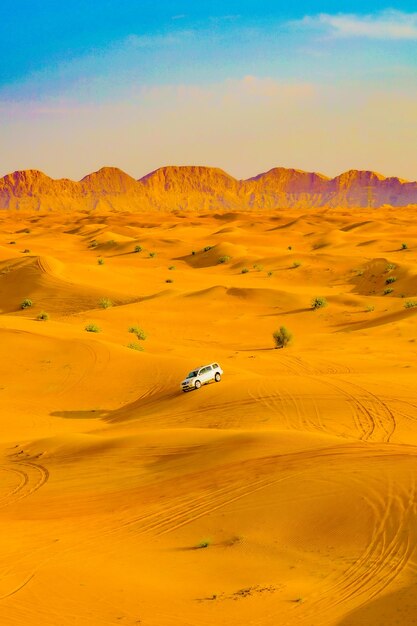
[196,363,219,368]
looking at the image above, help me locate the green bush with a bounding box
[149,251,157,258]
[134,245,142,253]
[385,276,397,284]
[99,298,112,309]
[85,323,101,333]
[90,240,98,248]
[203,246,213,252]
[20,298,33,309]
[218,255,231,264]
[404,300,417,308]
[383,288,394,295]
[97,257,104,265]
[273,326,293,349]
[128,326,146,340]
[311,296,327,310]
[253,264,263,271]
[127,342,144,351]
[385,263,396,272]
[401,243,408,250]
[168,265,176,270]
[292,261,301,269]
[241,267,249,274]
[267,271,273,277]
[365,305,375,312]
[36,311,49,321]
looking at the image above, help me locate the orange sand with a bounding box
[0,207,417,625]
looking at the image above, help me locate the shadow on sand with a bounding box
[336,584,417,626]
[51,389,182,422]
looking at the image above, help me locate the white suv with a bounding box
[181,362,223,392]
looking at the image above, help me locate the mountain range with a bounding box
[1,165,417,211]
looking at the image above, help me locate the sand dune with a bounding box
[1,206,417,625]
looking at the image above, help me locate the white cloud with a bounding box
[295,10,417,40]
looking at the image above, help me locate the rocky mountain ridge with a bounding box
[1,165,416,211]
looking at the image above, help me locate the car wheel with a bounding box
[194,380,201,389]
[214,372,221,382]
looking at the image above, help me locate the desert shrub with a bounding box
[168,265,176,270]
[128,326,146,340]
[20,298,33,309]
[385,263,396,272]
[241,267,249,274]
[383,288,394,295]
[134,245,142,253]
[292,261,301,269]
[99,297,112,309]
[253,264,263,271]
[404,300,417,308]
[9,241,16,245]
[23,228,31,234]
[90,240,98,248]
[273,326,293,349]
[356,269,364,277]
[149,251,156,258]
[311,296,327,310]
[36,311,49,321]
[401,243,408,250]
[385,276,397,284]
[366,305,375,312]
[218,255,231,264]
[85,323,101,333]
[22,249,31,253]
[288,246,292,250]
[166,278,174,283]
[196,539,210,549]
[97,257,104,265]
[203,246,213,252]
[267,271,273,277]
[127,342,144,351]
[191,250,196,255]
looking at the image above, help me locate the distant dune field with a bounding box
[0,206,417,626]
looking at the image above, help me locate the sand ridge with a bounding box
[0,206,417,625]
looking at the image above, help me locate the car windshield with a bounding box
[186,370,198,379]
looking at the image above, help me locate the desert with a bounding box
[1,166,417,625]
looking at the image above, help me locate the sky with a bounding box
[1,1,417,181]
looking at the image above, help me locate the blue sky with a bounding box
[1,2,416,180]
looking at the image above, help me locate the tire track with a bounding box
[0,467,28,506]
[280,355,396,442]
[0,458,49,509]
[295,474,417,625]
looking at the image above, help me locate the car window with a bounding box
[212,363,219,369]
